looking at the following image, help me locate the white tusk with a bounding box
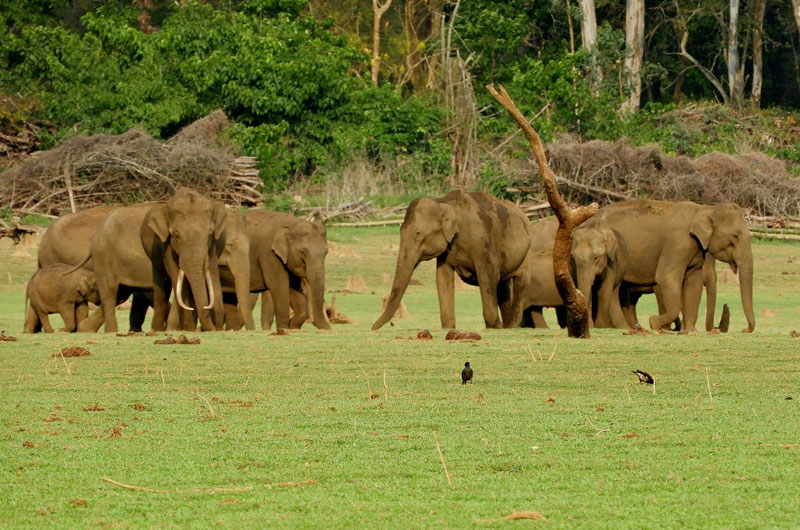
[175,269,194,311]
[203,268,215,310]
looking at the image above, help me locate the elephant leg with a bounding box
[260,291,274,330]
[680,268,703,333]
[475,265,502,329]
[288,281,308,329]
[224,300,244,331]
[98,281,120,334]
[151,266,171,332]
[648,271,682,331]
[436,258,456,329]
[24,304,39,333]
[503,277,525,328]
[607,285,630,329]
[269,270,291,330]
[58,301,77,332]
[498,278,515,328]
[78,306,104,333]
[167,301,181,330]
[555,306,568,328]
[531,308,549,329]
[37,308,54,333]
[129,293,149,333]
[75,303,89,329]
[593,275,617,328]
[622,289,642,328]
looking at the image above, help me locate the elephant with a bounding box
[243,210,330,330]
[569,221,630,328]
[24,264,100,333]
[215,211,255,330]
[620,253,718,331]
[585,199,755,333]
[372,190,532,330]
[141,188,227,332]
[505,217,566,328]
[37,205,151,332]
[91,203,159,333]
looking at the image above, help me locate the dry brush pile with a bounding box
[0,110,263,217]
[541,138,800,217]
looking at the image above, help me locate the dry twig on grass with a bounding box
[195,393,220,419]
[101,477,252,494]
[475,511,547,523]
[433,431,452,486]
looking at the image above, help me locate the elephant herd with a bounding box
[24,188,330,334]
[23,187,755,335]
[371,190,755,334]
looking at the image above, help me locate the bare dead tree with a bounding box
[622,0,645,112]
[371,0,393,86]
[751,0,767,108]
[487,84,598,338]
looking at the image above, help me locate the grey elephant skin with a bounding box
[507,217,566,328]
[585,199,755,333]
[373,190,532,330]
[243,210,330,330]
[37,205,151,332]
[141,188,228,332]
[24,264,99,333]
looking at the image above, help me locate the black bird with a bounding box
[461,362,473,385]
[631,370,654,384]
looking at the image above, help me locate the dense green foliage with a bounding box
[1,0,799,191]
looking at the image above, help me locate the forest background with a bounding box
[2,0,800,208]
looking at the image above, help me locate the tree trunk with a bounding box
[578,0,603,85]
[371,0,393,86]
[487,84,598,338]
[792,0,800,40]
[622,0,645,112]
[566,0,575,54]
[727,0,744,108]
[751,0,767,108]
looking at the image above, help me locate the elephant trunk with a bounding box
[576,268,595,328]
[703,255,717,332]
[178,253,215,331]
[372,248,419,330]
[307,263,330,330]
[736,243,755,333]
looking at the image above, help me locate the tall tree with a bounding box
[792,0,800,39]
[751,0,767,108]
[578,0,603,84]
[622,0,645,112]
[726,0,744,107]
[371,0,393,85]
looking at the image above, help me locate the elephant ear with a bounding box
[212,200,228,239]
[690,212,714,250]
[602,228,618,261]
[147,203,170,243]
[441,204,458,243]
[272,227,291,264]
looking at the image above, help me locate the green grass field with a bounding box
[1,227,798,528]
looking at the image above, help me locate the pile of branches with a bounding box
[525,138,800,217]
[0,110,263,217]
[0,96,51,167]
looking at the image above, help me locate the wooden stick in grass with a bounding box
[706,367,713,401]
[102,477,252,494]
[195,393,219,419]
[624,383,632,403]
[383,367,388,401]
[487,83,597,338]
[357,361,372,399]
[526,344,537,362]
[548,343,557,361]
[59,349,71,376]
[433,431,452,486]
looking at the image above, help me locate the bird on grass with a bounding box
[631,370,654,384]
[461,362,473,385]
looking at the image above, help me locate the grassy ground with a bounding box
[0,228,798,528]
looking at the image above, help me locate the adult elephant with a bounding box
[372,190,532,330]
[587,199,755,333]
[216,211,255,330]
[244,210,329,330]
[570,221,630,328]
[92,203,158,333]
[140,188,227,332]
[38,205,151,332]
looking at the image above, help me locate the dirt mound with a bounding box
[0,111,263,216]
[542,138,800,216]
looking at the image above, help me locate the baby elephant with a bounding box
[24,264,100,333]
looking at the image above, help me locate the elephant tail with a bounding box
[61,253,92,276]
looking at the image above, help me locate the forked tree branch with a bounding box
[486,83,597,338]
